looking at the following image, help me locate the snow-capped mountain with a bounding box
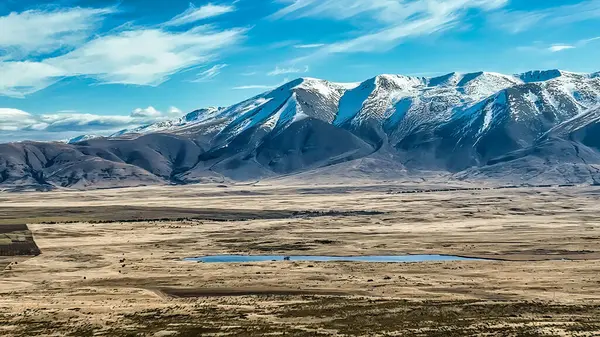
[2,69,600,190]
[65,134,102,144]
[110,107,223,137]
[546,106,600,137]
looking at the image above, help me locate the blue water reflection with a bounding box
[184,255,483,263]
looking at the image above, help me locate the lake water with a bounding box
[184,255,483,263]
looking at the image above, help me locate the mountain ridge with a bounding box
[2,69,600,190]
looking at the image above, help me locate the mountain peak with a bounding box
[183,106,221,123]
[269,77,346,96]
[427,72,460,86]
[295,76,323,83]
[372,74,425,89]
[293,77,333,89]
[518,69,565,83]
[65,134,102,144]
[427,71,519,88]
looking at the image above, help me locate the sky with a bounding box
[1,0,599,142]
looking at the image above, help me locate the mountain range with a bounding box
[2,69,600,190]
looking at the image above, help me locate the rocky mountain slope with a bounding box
[1,69,600,190]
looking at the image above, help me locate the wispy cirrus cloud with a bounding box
[47,26,245,87]
[518,35,600,54]
[267,65,309,76]
[0,61,65,97]
[0,6,115,58]
[271,0,419,23]
[272,0,508,55]
[581,36,600,44]
[164,3,235,27]
[493,0,600,33]
[193,64,228,82]
[548,45,576,53]
[0,6,114,97]
[0,5,245,97]
[294,43,326,49]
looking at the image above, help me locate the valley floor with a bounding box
[1,182,600,336]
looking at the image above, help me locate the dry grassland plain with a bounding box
[1,181,600,336]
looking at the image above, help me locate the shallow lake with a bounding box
[184,255,483,263]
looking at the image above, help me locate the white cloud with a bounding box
[131,106,185,117]
[268,65,309,76]
[493,0,600,33]
[131,106,162,118]
[0,107,174,142]
[295,43,325,49]
[548,45,576,52]
[0,7,114,58]
[0,108,39,131]
[38,113,141,132]
[0,7,246,97]
[521,36,600,54]
[165,3,235,27]
[167,106,183,116]
[0,61,65,98]
[193,64,228,82]
[267,40,300,49]
[581,36,600,44]
[47,27,245,87]
[274,0,508,22]
[273,0,508,55]
[274,0,419,23]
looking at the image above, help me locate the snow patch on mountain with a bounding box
[380,72,522,142]
[334,77,378,126]
[333,82,361,90]
[354,75,425,124]
[293,77,347,123]
[211,78,347,144]
[524,91,539,105]
[272,93,300,130]
[481,104,494,133]
[65,134,102,144]
[455,72,522,98]
[182,107,223,123]
[546,106,600,136]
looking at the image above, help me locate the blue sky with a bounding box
[1,0,599,141]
